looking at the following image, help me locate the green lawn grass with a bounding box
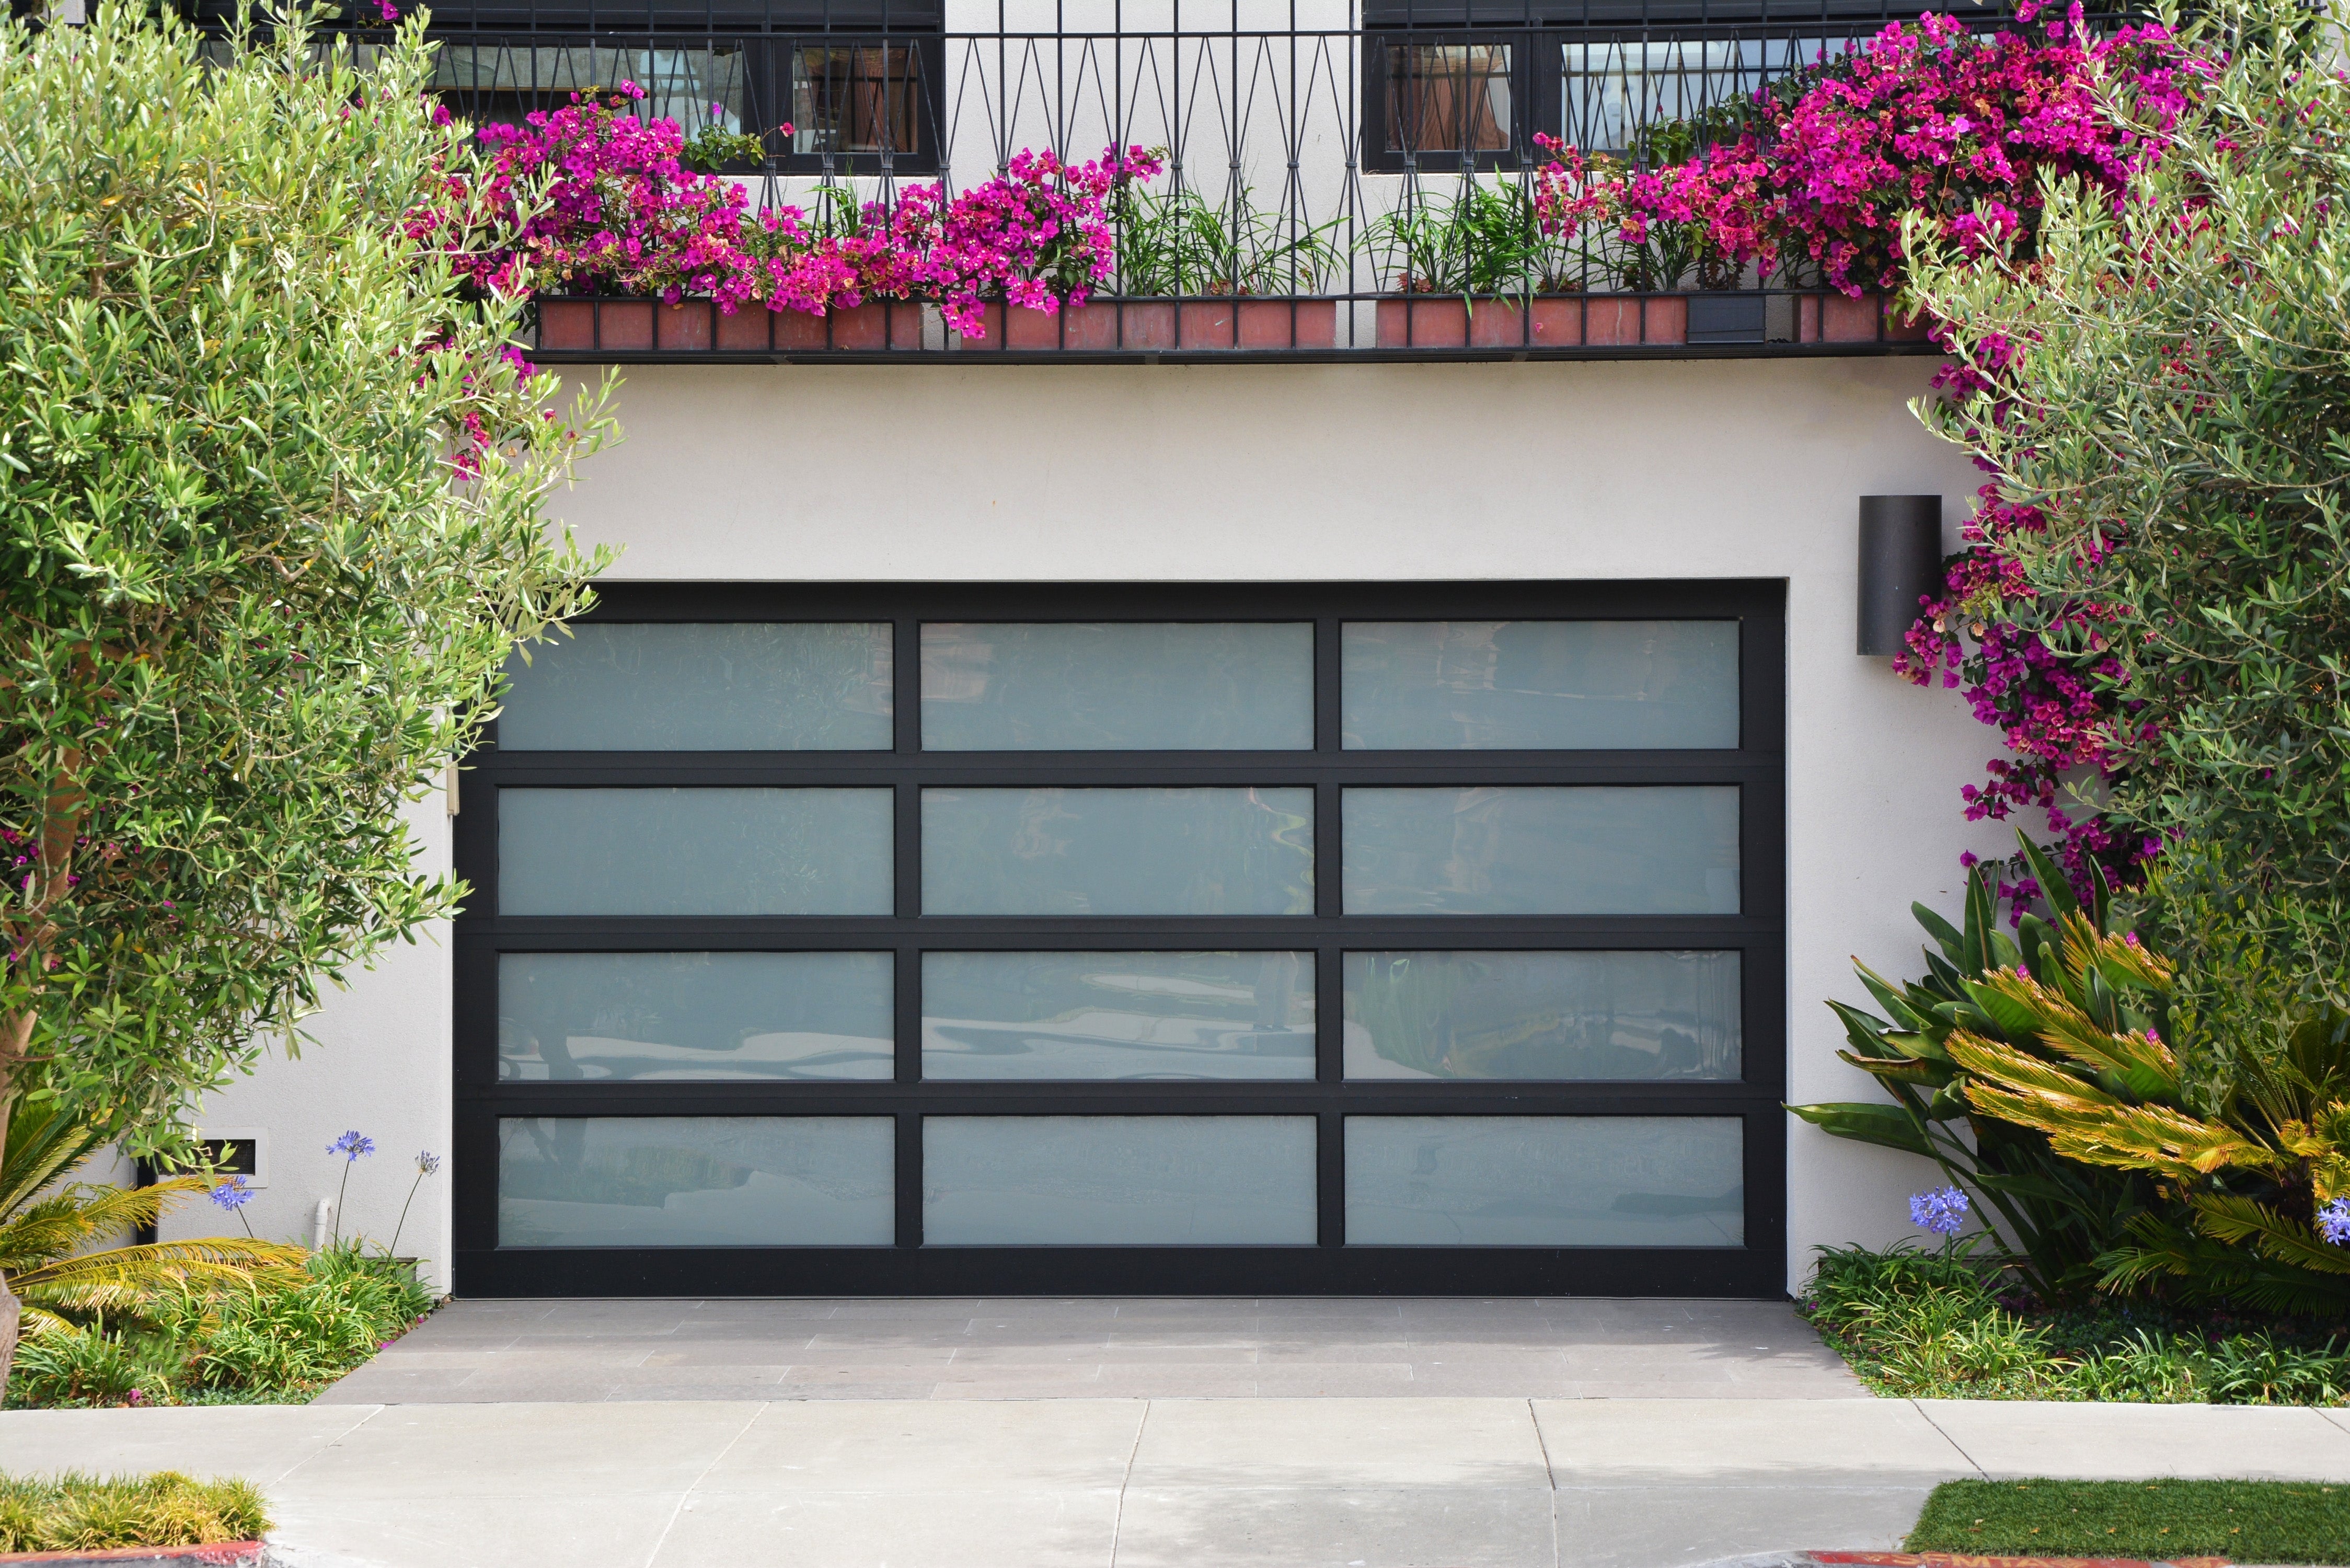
[1907,1479,2350,1562]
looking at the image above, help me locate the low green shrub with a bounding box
[1800,1242,2350,1403]
[1907,1478,2350,1560]
[0,1472,270,1552]
[6,1244,436,1408]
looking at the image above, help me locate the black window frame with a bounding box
[453,580,1789,1298]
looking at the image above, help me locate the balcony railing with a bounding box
[301,2,2052,360]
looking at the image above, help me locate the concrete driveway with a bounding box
[6,1394,2350,1567]
[314,1296,1864,1403]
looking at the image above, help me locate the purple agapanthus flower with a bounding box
[1909,1185,1969,1238]
[328,1130,376,1161]
[209,1175,255,1211]
[2319,1197,2350,1247]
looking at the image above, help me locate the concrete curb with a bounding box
[0,1546,264,1567]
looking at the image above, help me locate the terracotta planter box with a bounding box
[536,298,653,352]
[961,302,1179,350]
[1466,297,1584,348]
[715,305,774,351]
[1801,292,1933,344]
[1375,297,1469,348]
[771,302,923,351]
[1582,295,1688,347]
[1176,298,1337,350]
[654,299,712,350]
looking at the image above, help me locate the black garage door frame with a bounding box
[451,580,1788,1296]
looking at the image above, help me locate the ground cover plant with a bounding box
[6,1242,436,1409]
[0,1472,271,1553]
[1906,1478,2350,1560]
[1801,1233,2350,1403]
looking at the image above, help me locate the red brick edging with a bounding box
[0,1543,264,1566]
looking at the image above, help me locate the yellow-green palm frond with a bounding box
[0,1178,213,1276]
[1945,1029,2118,1105]
[1962,969,2177,1096]
[1961,1077,2271,1180]
[0,1099,112,1221]
[2186,1191,2350,1276]
[14,1304,78,1339]
[10,1238,307,1316]
[2080,919,2173,993]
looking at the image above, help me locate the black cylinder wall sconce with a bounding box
[1857,495,1945,655]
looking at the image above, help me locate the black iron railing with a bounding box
[260,1,2065,357]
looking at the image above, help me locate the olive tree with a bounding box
[1904,0,2350,1058]
[0,5,615,1360]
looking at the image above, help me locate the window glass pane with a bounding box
[923,952,1314,1080]
[924,1117,1316,1244]
[1341,621,1738,750]
[498,1116,894,1247]
[500,788,893,915]
[792,44,924,157]
[1343,951,1740,1080]
[921,623,1312,751]
[1344,1116,1743,1247]
[500,953,893,1082]
[1342,786,1738,915]
[1385,42,1512,154]
[500,623,892,751]
[1561,36,1857,156]
[434,42,754,142]
[922,788,1314,915]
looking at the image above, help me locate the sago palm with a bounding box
[0,1098,303,1340]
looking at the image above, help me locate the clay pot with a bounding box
[1802,293,1933,344]
[769,302,922,350]
[1581,295,1687,347]
[536,298,653,352]
[715,306,774,352]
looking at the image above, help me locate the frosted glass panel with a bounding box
[1341,620,1738,749]
[1343,951,1740,1080]
[498,1116,894,1247]
[924,952,1314,1080]
[500,788,892,915]
[923,788,1314,915]
[1342,786,1738,914]
[925,1116,1317,1244]
[1345,1116,1744,1246]
[922,622,1312,750]
[500,953,893,1081]
[501,622,892,751]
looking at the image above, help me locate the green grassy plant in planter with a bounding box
[0,1472,270,1554]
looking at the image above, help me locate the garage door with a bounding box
[453,582,1785,1295]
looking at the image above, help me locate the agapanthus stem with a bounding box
[389,1171,424,1259]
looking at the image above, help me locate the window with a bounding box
[454,583,1785,1296]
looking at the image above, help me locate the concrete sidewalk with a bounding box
[4,1398,2347,1568]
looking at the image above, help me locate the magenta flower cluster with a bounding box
[1531,4,2196,295]
[417,85,1162,338]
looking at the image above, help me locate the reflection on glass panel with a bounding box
[1345,1116,1743,1247]
[1343,951,1740,1081]
[500,623,892,751]
[433,43,753,142]
[1342,786,1738,915]
[498,1116,894,1247]
[793,44,925,156]
[1562,35,1858,155]
[500,953,893,1082]
[922,788,1314,916]
[1341,621,1738,750]
[924,1116,1317,1244]
[500,789,893,916]
[923,952,1314,1081]
[1385,43,1512,154]
[921,623,1312,751]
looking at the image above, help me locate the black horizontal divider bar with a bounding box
[454,580,1788,1297]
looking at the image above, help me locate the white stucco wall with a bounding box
[205,352,2018,1297]
[155,793,455,1295]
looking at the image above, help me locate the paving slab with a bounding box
[1535,1399,1974,1485]
[1111,1483,1558,1567]
[320,1297,1862,1403]
[0,1405,378,1485]
[1915,1398,2350,1480]
[1128,1396,1551,1490]
[1557,1484,1934,1568]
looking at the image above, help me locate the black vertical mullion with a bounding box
[1317,1109,1345,1248]
[896,1110,924,1248]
